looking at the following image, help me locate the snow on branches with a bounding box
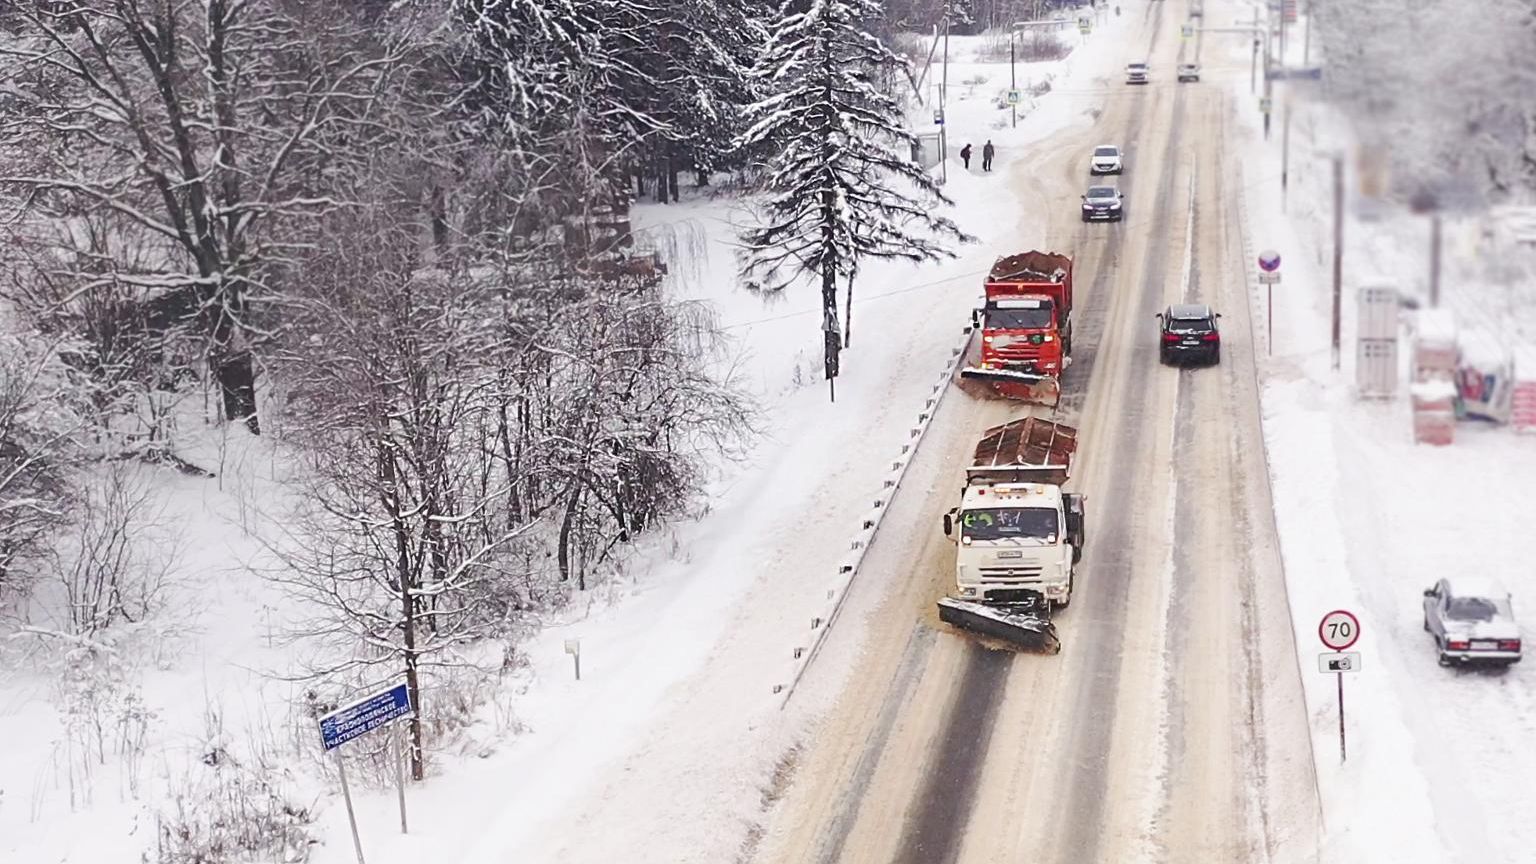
[0,1,417,433]
[736,0,972,390]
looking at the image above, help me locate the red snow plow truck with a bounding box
[961,251,1075,406]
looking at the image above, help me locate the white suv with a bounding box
[1090,145,1123,175]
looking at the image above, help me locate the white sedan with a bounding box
[1423,577,1523,667]
[1089,145,1123,175]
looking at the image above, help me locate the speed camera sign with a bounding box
[1319,610,1361,650]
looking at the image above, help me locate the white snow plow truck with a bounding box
[937,417,1084,652]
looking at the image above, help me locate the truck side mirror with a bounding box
[970,308,981,328]
[1423,587,1437,598]
[942,512,954,537]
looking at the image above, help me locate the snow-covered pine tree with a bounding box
[737,0,971,397]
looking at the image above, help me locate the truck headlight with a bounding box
[961,587,977,597]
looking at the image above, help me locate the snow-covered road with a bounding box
[755,2,1320,863]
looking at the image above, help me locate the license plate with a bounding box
[1473,640,1499,650]
[996,550,1022,559]
[1183,339,1201,345]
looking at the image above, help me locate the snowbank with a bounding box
[1232,10,1536,863]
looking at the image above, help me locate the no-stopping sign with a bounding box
[1319,610,1361,650]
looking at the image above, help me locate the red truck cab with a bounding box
[970,251,1074,386]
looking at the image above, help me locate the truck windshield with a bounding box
[960,507,1059,542]
[985,305,1054,329]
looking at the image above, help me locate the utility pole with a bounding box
[940,10,950,184]
[1010,30,1017,128]
[1263,32,1273,140]
[1250,9,1260,94]
[1281,97,1292,210]
[1331,154,1344,371]
[1279,1,1288,64]
[1303,0,1312,64]
[1430,213,1443,307]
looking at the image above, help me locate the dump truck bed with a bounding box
[965,416,1077,486]
[988,250,1073,286]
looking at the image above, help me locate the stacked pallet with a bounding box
[1514,348,1536,434]
[1411,309,1458,445]
[1356,285,1399,398]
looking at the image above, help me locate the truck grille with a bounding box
[979,566,1045,580]
[994,344,1046,361]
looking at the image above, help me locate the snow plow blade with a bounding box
[958,367,1062,406]
[936,597,1060,653]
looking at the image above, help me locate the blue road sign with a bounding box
[1266,66,1324,81]
[319,681,412,752]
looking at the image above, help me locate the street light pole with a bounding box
[1250,10,1260,94]
[1282,96,1292,210]
[1263,34,1272,139]
[1303,0,1312,64]
[1331,154,1344,371]
[1430,213,1443,307]
[940,10,949,184]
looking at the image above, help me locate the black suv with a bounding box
[1157,303,1221,364]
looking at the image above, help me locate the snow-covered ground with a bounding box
[0,19,1135,864]
[1229,9,1536,864]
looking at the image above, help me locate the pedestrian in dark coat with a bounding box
[982,140,996,172]
[960,143,973,170]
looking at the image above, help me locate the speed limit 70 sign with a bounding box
[1319,610,1360,650]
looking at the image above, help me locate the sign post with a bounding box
[565,638,582,681]
[318,680,416,863]
[1257,250,1282,355]
[1318,609,1361,763]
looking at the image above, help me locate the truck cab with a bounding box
[945,483,1084,608]
[976,295,1066,376]
[942,418,1085,611]
[962,251,1075,406]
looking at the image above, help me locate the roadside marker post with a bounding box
[1318,609,1361,763]
[1257,251,1282,355]
[565,638,582,681]
[318,680,416,863]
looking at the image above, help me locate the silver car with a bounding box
[1422,577,1523,667]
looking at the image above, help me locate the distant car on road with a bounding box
[1157,303,1221,364]
[1178,63,1201,82]
[1081,185,1124,222]
[1090,145,1123,175]
[1126,63,1149,84]
[1423,578,1523,667]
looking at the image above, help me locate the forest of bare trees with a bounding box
[0,0,764,796]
